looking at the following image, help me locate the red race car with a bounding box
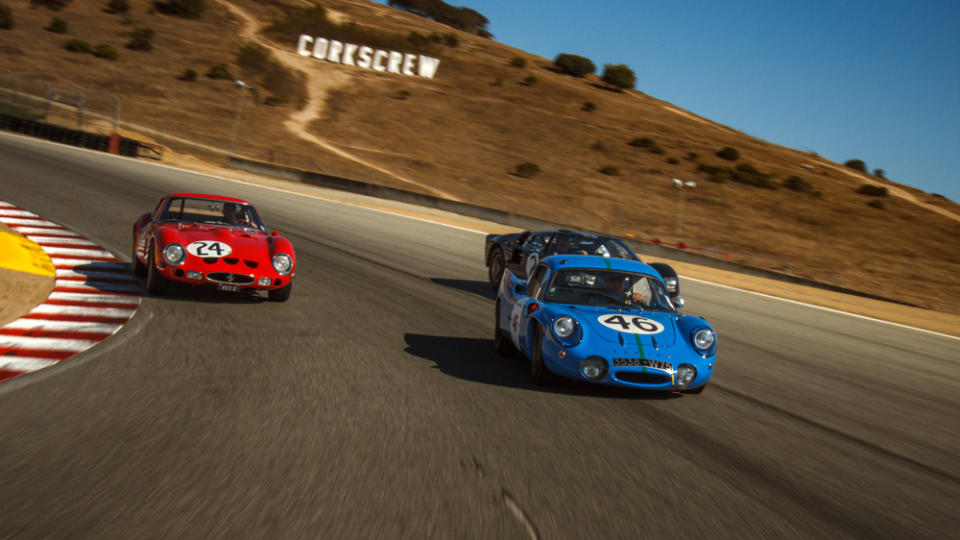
[132,193,295,301]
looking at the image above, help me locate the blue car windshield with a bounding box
[542,269,675,311]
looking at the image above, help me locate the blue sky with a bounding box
[375,0,960,203]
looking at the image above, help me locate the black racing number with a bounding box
[603,314,631,330]
[632,317,659,332]
[194,241,223,257]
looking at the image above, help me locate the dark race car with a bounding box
[484,230,680,299]
[132,193,295,301]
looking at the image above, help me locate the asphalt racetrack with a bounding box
[1,132,958,538]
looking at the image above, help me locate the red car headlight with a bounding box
[272,253,292,275]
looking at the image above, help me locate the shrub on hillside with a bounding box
[206,63,233,80]
[581,101,596,112]
[873,168,885,178]
[264,95,285,106]
[393,89,410,100]
[106,0,129,14]
[599,165,620,176]
[629,137,655,148]
[0,4,13,30]
[31,0,71,11]
[602,64,636,90]
[867,200,885,209]
[177,68,197,81]
[443,33,458,47]
[650,146,666,155]
[521,75,537,86]
[407,31,429,48]
[45,17,67,33]
[237,42,270,73]
[855,184,888,197]
[666,157,679,165]
[93,43,119,60]
[783,176,813,193]
[126,27,154,51]
[64,38,93,53]
[510,56,526,68]
[554,53,595,77]
[715,146,739,161]
[844,159,867,172]
[156,0,205,19]
[514,162,540,178]
[733,163,776,189]
[686,152,699,161]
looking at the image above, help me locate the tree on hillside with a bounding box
[554,53,595,77]
[0,4,13,30]
[845,159,867,173]
[602,64,636,90]
[30,0,71,11]
[388,0,490,35]
[158,0,205,19]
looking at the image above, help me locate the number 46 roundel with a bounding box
[187,240,233,258]
[597,314,664,335]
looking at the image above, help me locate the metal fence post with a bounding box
[44,82,52,121]
[77,91,84,129]
[113,96,120,131]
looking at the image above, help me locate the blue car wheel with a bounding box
[531,325,550,385]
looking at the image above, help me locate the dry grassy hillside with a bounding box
[1,0,958,314]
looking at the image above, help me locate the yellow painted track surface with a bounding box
[0,225,55,277]
[0,223,56,327]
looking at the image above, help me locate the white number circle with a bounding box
[597,314,664,335]
[187,240,232,258]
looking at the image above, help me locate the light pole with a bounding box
[672,178,696,238]
[228,80,253,160]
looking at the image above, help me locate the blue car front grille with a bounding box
[615,371,672,385]
[612,358,672,371]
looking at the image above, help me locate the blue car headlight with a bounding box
[691,327,717,356]
[552,316,582,347]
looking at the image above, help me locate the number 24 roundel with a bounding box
[187,240,232,258]
[597,314,664,335]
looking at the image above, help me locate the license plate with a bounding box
[217,284,239,292]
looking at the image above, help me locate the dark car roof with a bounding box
[167,193,252,205]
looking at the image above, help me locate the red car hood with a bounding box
[160,223,271,260]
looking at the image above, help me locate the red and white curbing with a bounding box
[0,201,141,382]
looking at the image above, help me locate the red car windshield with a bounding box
[159,197,266,232]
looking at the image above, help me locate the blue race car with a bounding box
[494,255,716,393]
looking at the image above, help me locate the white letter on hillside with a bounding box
[402,53,416,76]
[373,50,388,71]
[357,46,373,69]
[342,43,358,66]
[312,38,329,60]
[297,35,313,57]
[417,56,440,79]
[327,40,344,63]
[387,51,403,74]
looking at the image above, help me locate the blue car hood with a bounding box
[563,306,678,347]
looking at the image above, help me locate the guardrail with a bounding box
[0,114,144,157]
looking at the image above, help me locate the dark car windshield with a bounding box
[159,197,266,232]
[544,234,638,260]
[542,269,675,311]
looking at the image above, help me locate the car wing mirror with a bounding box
[673,296,685,309]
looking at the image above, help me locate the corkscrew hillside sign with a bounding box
[297,34,441,79]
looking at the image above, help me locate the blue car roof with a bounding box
[541,254,662,279]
